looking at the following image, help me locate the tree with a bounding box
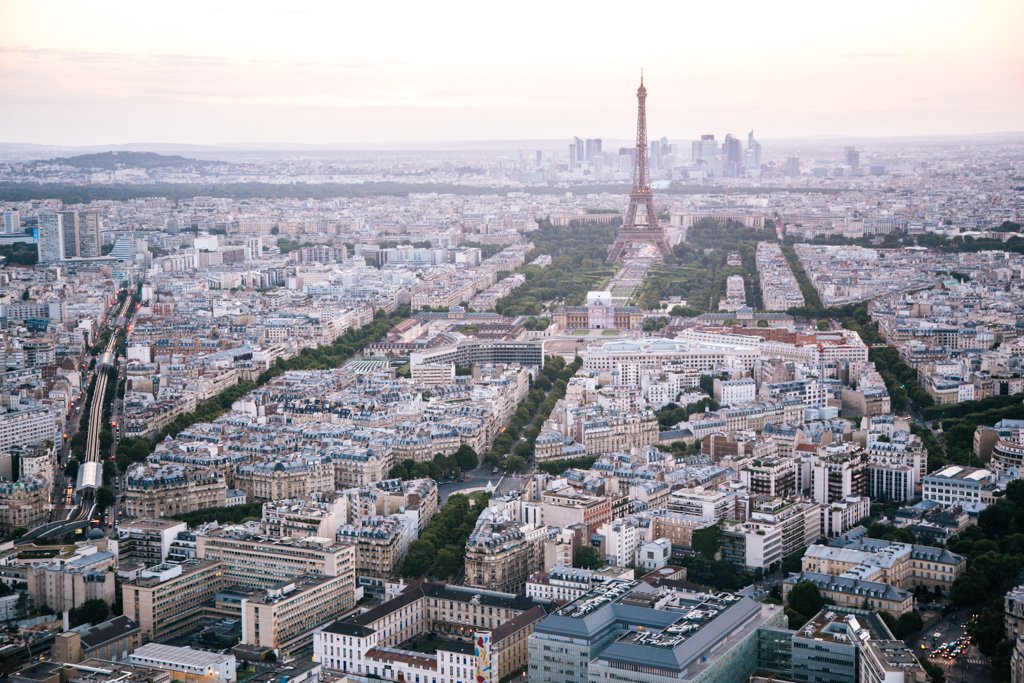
[95,486,116,512]
[430,548,463,580]
[787,581,826,624]
[896,611,923,639]
[691,524,720,560]
[68,598,109,627]
[453,445,478,471]
[919,656,945,683]
[401,540,437,578]
[968,606,1007,656]
[102,460,116,485]
[503,455,527,473]
[781,552,803,574]
[573,545,602,570]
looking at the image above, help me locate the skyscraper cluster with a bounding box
[691,130,762,178]
[568,137,602,171]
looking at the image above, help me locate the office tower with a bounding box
[648,136,668,171]
[745,129,762,176]
[783,156,801,177]
[691,134,719,176]
[607,76,672,262]
[568,142,578,172]
[845,145,860,170]
[3,210,21,234]
[37,213,65,263]
[722,133,743,177]
[584,138,602,162]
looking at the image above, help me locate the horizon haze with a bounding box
[1,0,1022,147]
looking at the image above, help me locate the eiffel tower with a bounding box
[607,75,673,262]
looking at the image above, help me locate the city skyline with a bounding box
[1,0,1022,146]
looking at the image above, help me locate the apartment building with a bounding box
[464,506,548,594]
[0,477,49,534]
[335,515,415,579]
[241,574,356,653]
[811,444,868,505]
[123,465,227,518]
[0,404,59,452]
[233,457,335,501]
[113,518,188,570]
[525,565,635,604]
[196,529,357,589]
[26,548,117,613]
[121,560,225,642]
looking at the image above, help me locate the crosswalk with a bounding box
[931,656,989,668]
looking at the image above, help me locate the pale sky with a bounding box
[1,0,1022,146]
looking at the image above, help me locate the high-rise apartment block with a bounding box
[37,212,65,263]
[3,210,21,234]
[57,209,101,259]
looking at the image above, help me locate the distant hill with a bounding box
[50,151,204,170]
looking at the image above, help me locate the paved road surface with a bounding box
[437,469,530,502]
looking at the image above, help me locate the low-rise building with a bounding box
[52,615,141,664]
[922,464,1000,508]
[128,643,236,683]
[802,527,965,593]
[528,579,787,683]
[314,580,549,683]
[784,571,915,615]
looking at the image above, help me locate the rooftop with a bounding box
[130,642,234,667]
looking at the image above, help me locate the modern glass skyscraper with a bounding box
[746,130,763,176]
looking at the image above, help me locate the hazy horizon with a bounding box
[2,0,1022,146]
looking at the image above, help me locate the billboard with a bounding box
[474,630,492,683]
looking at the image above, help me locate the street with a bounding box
[904,607,999,683]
